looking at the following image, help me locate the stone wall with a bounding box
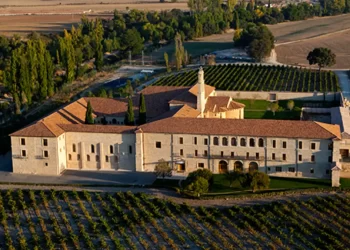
[216,90,340,102]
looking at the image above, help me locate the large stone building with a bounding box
[10,68,341,178]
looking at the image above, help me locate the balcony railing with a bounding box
[12,155,26,159]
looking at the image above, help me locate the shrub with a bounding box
[241,171,270,192]
[184,177,209,197]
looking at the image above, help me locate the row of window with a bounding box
[72,144,131,154]
[68,154,119,162]
[21,138,48,146]
[269,166,330,175]
[170,138,320,150]
[21,150,48,158]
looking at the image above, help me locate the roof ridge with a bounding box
[41,120,61,137]
[314,121,341,139]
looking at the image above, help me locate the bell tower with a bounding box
[197,67,205,117]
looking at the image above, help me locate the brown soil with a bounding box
[275,29,350,69]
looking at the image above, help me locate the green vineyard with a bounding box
[153,64,340,92]
[0,189,349,249]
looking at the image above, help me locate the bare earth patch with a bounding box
[275,29,350,69]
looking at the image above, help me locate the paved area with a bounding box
[0,169,156,186]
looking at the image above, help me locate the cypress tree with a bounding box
[124,98,135,125]
[94,20,104,71]
[233,10,240,30]
[138,93,146,125]
[85,101,94,124]
[45,51,55,97]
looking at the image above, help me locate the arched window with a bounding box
[231,137,237,146]
[110,145,114,154]
[222,137,228,146]
[258,138,264,147]
[213,137,219,145]
[68,154,72,160]
[249,138,255,147]
[77,154,80,160]
[72,144,76,152]
[96,155,100,162]
[240,138,246,147]
[91,145,95,153]
[87,155,90,161]
[112,118,117,124]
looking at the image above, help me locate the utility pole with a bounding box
[142,50,144,66]
[129,50,132,66]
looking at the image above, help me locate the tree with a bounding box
[124,97,135,125]
[184,177,209,197]
[225,171,242,187]
[122,28,144,55]
[270,102,279,116]
[233,10,240,29]
[94,19,104,71]
[154,159,172,179]
[241,171,270,192]
[175,32,186,71]
[164,52,171,73]
[124,80,134,97]
[287,100,295,111]
[307,48,336,71]
[85,101,94,124]
[187,169,213,182]
[139,93,147,125]
[227,0,238,12]
[108,90,114,98]
[98,89,108,98]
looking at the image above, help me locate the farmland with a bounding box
[153,65,340,92]
[0,189,349,249]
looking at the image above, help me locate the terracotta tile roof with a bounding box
[341,132,350,139]
[139,117,340,139]
[169,89,196,107]
[315,122,341,139]
[173,105,200,118]
[205,96,245,112]
[10,122,56,137]
[58,124,136,134]
[188,84,215,99]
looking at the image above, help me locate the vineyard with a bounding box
[1,189,349,249]
[153,65,341,92]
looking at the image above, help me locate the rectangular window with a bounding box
[194,137,197,145]
[299,154,302,161]
[21,150,26,157]
[282,141,287,149]
[231,152,234,157]
[311,155,315,162]
[129,146,132,154]
[204,150,208,156]
[276,167,282,172]
[204,138,208,145]
[179,137,183,144]
[311,143,316,150]
[267,167,271,171]
[310,168,314,174]
[299,141,302,149]
[272,140,276,148]
[43,150,49,158]
[91,145,95,153]
[110,145,114,154]
[246,152,249,159]
[180,149,183,156]
[21,138,26,146]
[156,141,161,148]
[288,167,295,172]
[77,154,80,160]
[328,156,332,163]
[195,150,198,157]
[43,139,48,146]
[282,154,286,161]
[272,153,275,160]
[256,153,259,160]
[198,163,204,168]
[105,155,109,162]
[68,154,72,160]
[221,151,224,157]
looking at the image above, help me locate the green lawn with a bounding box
[244,110,301,120]
[152,42,233,60]
[210,174,332,193]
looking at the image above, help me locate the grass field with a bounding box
[152,42,233,61]
[153,64,340,92]
[1,189,350,249]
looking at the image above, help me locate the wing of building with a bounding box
[10,67,341,178]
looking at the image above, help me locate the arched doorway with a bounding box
[249,162,259,172]
[219,160,228,173]
[234,161,243,172]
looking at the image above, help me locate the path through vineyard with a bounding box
[0,183,344,207]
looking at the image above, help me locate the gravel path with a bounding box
[0,184,346,208]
